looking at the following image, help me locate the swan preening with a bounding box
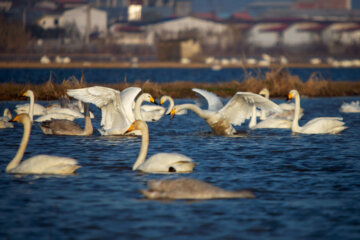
[126,120,196,173]
[171,91,282,135]
[140,178,255,200]
[287,89,347,134]
[39,103,93,136]
[339,100,360,113]
[7,113,80,175]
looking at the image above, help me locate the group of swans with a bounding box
[15,90,93,123]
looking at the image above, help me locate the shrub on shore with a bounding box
[0,68,359,101]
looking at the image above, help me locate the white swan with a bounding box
[171,92,282,135]
[249,104,291,129]
[134,93,161,122]
[39,103,93,136]
[15,90,46,121]
[259,88,303,120]
[160,95,187,115]
[126,120,196,173]
[0,108,14,128]
[67,86,141,135]
[288,89,347,134]
[339,100,360,113]
[141,178,255,200]
[7,113,81,175]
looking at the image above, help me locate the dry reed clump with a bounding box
[0,68,359,101]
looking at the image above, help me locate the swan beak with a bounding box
[169,109,175,119]
[125,123,134,133]
[286,93,293,101]
[159,99,164,106]
[22,92,27,97]
[10,115,19,122]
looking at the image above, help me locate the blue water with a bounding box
[0,95,359,239]
[1,67,360,84]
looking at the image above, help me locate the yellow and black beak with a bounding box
[169,108,175,119]
[286,93,293,101]
[125,123,134,133]
[160,99,164,106]
[22,92,27,97]
[150,96,159,105]
[10,115,19,122]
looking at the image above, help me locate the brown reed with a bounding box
[0,68,359,101]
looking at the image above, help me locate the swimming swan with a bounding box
[15,90,46,121]
[39,103,93,136]
[339,101,360,113]
[160,95,187,115]
[67,86,143,135]
[126,120,196,173]
[259,88,303,120]
[6,113,81,175]
[249,104,291,129]
[288,89,347,134]
[0,108,14,128]
[140,178,255,200]
[171,92,282,135]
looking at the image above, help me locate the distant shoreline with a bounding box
[0,61,339,69]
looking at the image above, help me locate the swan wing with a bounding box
[301,117,346,134]
[119,87,142,122]
[219,92,282,125]
[67,86,120,108]
[138,153,195,173]
[35,113,76,122]
[192,88,224,111]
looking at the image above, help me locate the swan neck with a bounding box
[84,116,93,135]
[6,117,31,172]
[29,93,34,122]
[249,104,257,129]
[165,96,174,115]
[134,95,146,120]
[178,104,209,119]
[133,124,149,170]
[292,94,301,131]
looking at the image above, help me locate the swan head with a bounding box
[287,89,299,101]
[10,113,30,124]
[3,108,12,119]
[160,96,169,105]
[259,88,270,98]
[126,120,148,134]
[141,93,156,104]
[23,90,34,98]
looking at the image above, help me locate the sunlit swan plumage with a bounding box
[6,114,80,175]
[171,92,282,135]
[126,120,196,173]
[134,93,159,121]
[39,103,93,136]
[67,86,142,135]
[140,178,255,200]
[288,89,347,134]
[339,101,360,113]
[249,104,291,129]
[0,108,14,128]
[192,88,224,111]
[15,90,46,121]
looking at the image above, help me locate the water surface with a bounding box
[0,96,359,239]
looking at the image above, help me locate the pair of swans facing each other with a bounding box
[6,114,80,175]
